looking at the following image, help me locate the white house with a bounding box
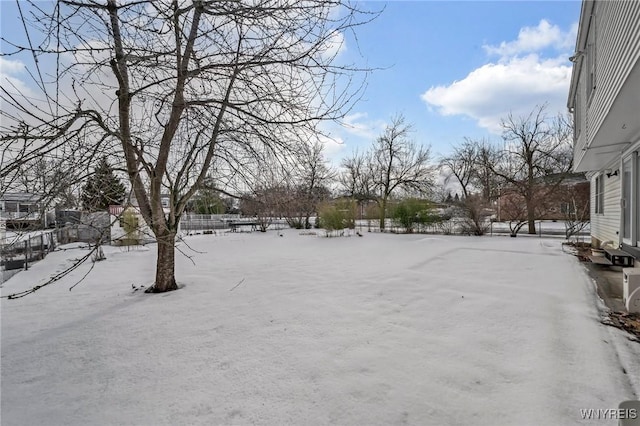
[108,194,177,245]
[568,0,640,255]
[109,205,161,245]
[0,192,44,229]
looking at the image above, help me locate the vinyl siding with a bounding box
[572,70,588,165]
[591,173,620,244]
[587,1,640,145]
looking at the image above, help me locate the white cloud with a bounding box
[483,19,577,58]
[320,30,347,60]
[318,134,345,159]
[423,54,571,133]
[341,112,386,140]
[422,20,576,134]
[0,57,26,75]
[0,57,42,127]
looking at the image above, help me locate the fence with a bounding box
[1,231,57,273]
[55,224,109,245]
[180,214,241,232]
[353,219,590,239]
[55,211,111,245]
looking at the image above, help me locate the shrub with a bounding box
[319,199,356,236]
[391,198,450,233]
[457,195,491,236]
[391,198,435,233]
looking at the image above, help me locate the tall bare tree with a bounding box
[491,104,573,234]
[473,139,502,203]
[340,115,434,230]
[1,0,373,294]
[340,149,376,201]
[440,138,502,203]
[439,138,478,199]
[558,181,590,240]
[288,140,334,229]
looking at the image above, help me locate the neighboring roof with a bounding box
[0,192,41,203]
[532,172,588,185]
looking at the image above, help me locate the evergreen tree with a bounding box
[81,158,127,211]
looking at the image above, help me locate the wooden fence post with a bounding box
[24,240,29,270]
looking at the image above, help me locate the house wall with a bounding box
[110,206,176,245]
[110,208,154,245]
[590,173,620,246]
[587,1,640,146]
[571,1,640,171]
[571,0,640,248]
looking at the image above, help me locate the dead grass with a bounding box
[603,312,640,341]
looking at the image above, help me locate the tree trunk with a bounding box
[147,231,178,293]
[379,198,387,230]
[527,202,536,234]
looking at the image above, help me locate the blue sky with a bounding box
[323,0,582,164]
[1,1,582,166]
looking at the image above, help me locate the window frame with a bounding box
[594,174,604,214]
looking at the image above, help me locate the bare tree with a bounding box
[340,115,434,230]
[1,1,374,294]
[3,155,84,228]
[372,115,434,230]
[473,140,502,203]
[491,104,573,234]
[457,195,491,236]
[286,141,334,229]
[440,138,502,203]
[340,149,375,201]
[499,190,529,236]
[558,181,590,240]
[439,138,478,199]
[240,185,283,232]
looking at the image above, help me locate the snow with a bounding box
[2,231,639,425]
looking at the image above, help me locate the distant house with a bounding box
[537,173,590,221]
[109,205,151,245]
[496,173,590,222]
[568,0,640,252]
[0,192,44,229]
[108,195,176,245]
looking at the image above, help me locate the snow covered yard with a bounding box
[1,231,639,425]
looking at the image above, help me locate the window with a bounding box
[5,202,17,213]
[19,204,36,213]
[595,174,604,214]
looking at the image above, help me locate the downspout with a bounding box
[619,156,624,248]
[632,151,638,247]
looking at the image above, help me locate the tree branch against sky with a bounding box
[340,114,435,230]
[0,1,582,169]
[1,0,375,294]
[439,138,478,200]
[491,103,573,234]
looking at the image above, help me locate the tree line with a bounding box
[1,1,579,296]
